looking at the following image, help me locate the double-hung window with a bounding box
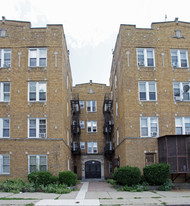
[0,118,10,138]
[87,121,97,133]
[86,101,96,112]
[140,117,158,137]
[137,48,155,67]
[139,82,157,101]
[80,142,85,150]
[28,82,46,102]
[0,82,10,102]
[87,142,98,154]
[0,49,11,68]
[173,82,190,101]
[28,118,46,138]
[0,155,10,174]
[80,120,85,129]
[117,128,119,145]
[28,155,47,173]
[79,101,84,109]
[171,49,188,68]
[175,117,190,135]
[29,48,47,67]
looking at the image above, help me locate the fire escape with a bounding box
[71,93,81,155]
[103,93,114,157]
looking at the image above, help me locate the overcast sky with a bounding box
[1,0,190,85]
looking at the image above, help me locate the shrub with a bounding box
[59,171,77,186]
[158,179,173,191]
[50,176,59,184]
[41,184,71,194]
[123,184,144,192]
[27,171,53,186]
[107,179,117,185]
[113,166,141,186]
[143,163,170,185]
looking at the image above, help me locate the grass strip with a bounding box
[0,197,38,200]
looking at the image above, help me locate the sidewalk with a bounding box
[0,181,189,205]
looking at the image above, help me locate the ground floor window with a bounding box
[28,155,47,173]
[108,161,113,174]
[0,155,10,174]
[145,153,156,166]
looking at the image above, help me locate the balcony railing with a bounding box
[104,142,115,156]
[103,122,114,134]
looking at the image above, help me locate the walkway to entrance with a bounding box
[88,181,116,192]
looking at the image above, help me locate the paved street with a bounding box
[0,181,190,205]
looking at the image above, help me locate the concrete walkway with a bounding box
[0,182,190,205]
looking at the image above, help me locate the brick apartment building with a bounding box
[0,18,72,180]
[0,17,190,181]
[110,18,190,181]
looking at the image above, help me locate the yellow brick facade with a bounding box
[0,19,72,179]
[110,19,190,172]
[1,17,190,180]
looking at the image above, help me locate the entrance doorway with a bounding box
[85,160,101,179]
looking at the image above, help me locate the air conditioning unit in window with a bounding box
[3,63,11,68]
[172,62,177,68]
[39,133,46,138]
[151,132,157,137]
[138,61,144,66]
[175,96,182,101]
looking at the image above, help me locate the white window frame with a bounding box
[79,101,84,109]
[173,82,190,101]
[115,73,117,89]
[86,101,97,112]
[67,101,69,117]
[0,118,10,138]
[67,129,69,146]
[67,74,69,89]
[171,49,189,68]
[175,117,190,135]
[0,82,10,102]
[28,155,47,173]
[0,49,11,68]
[0,155,10,174]
[116,101,118,117]
[137,48,155,67]
[28,118,47,138]
[87,142,98,154]
[68,158,70,171]
[28,48,47,67]
[117,128,119,145]
[139,81,157,101]
[87,121,97,133]
[140,117,159,137]
[28,82,47,102]
[80,120,85,129]
[80,142,85,150]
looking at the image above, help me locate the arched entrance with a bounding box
[85,160,101,179]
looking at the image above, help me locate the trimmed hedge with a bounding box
[27,171,53,186]
[113,166,141,186]
[59,171,77,186]
[143,163,170,185]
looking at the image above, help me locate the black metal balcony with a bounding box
[103,122,114,134]
[103,93,113,114]
[71,143,81,155]
[71,123,81,134]
[71,93,80,114]
[104,142,115,156]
